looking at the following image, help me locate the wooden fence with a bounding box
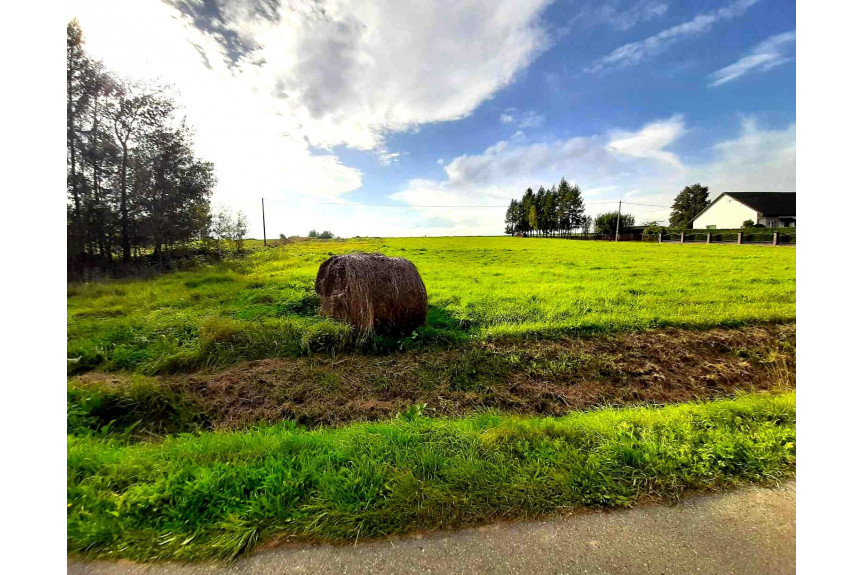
[657,231,795,246]
[520,231,796,245]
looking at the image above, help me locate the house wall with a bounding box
[759,217,796,228]
[692,196,758,229]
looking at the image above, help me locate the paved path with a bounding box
[69,482,795,575]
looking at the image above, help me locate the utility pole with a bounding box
[261,197,267,246]
[614,200,622,242]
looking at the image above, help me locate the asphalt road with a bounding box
[68,481,795,575]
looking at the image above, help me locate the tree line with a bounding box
[505,182,714,238]
[67,20,224,277]
[504,178,589,237]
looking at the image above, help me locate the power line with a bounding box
[263,198,627,208]
[317,202,507,208]
[259,197,671,210]
[622,201,673,208]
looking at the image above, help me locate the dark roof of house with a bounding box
[724,192,796,217]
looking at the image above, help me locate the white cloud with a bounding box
[583,186,613,197]
[440,115,684,189]
[593,1,669,31]
[708,31,796,87]
[607,115,685,167]
[168,0,554,151]
[386,116,795,233]
[554,1,668,40]
[68,0,554,235]
[377,151,403,166]
[516,110,545,128]
[585,0,760,73]
[701,119,796,191]
[500,109,543,128]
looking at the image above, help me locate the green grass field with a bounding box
[68,237,796,374]
[67,238,797,561]
[68,391,796,562]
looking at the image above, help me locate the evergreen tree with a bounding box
[521,187,535,236]
[557,177,585,237]
[505,180,587,237]
[534,186,547,235]
[504,199,517,235]
[541,185,558,236]
[511,199,525,235]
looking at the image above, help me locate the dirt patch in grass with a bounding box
[69,324,795,432]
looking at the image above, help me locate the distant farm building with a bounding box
[692,192,796,229]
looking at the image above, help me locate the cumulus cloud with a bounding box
[585,0,760,73]
[69,0,556,236]
[708,31,796,87]
[388,116,795,234]
[168,0,554,150]
[388,116,688,232]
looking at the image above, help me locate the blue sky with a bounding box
[69,0,796,236]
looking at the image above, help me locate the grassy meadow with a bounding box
[68,237,796,375]
[67,237,797,561]
[68,391,796,561]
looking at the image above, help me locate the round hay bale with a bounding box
[315,252,427,336]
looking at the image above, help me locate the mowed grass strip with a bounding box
[67,237,796,374]
[68,391,796,562]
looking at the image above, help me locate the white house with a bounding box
[692,192,796,229]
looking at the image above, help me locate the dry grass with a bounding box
[316,252,427,336]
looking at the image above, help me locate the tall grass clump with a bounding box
[68,391,795,562]
[67,376,208,437]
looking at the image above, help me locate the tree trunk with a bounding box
[67,50,83,266]
[120,141,131,263]
[92,88,106,267]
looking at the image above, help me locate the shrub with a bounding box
[641,221,663,241]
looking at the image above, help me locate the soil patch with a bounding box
[70,324,795,432]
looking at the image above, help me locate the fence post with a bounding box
[658,231,662,244]
[737,232,743,245]
[773,232,779,246]
[706,232,711,244]
[680,231,685,243]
